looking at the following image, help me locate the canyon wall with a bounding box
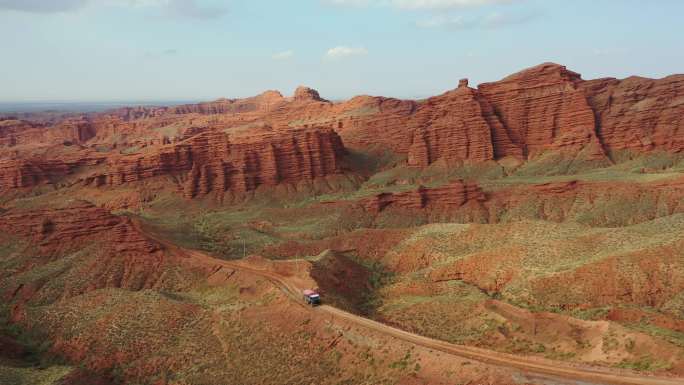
[406,85,497,166]
[86,127,346,198]
[580,74,684,154]
[478,63,603,159]
[340,63,683,166]
[0,151,106,191]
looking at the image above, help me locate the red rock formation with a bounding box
[0,148,107,191]
[580,74,684,154]
[0,118,95,147]
[293,86,327,102]
[3,63,684,197]
[0,158,67,189]
[106,90,287,121]
[284,95,417,153]
[362,180,486,213]
[478,63,605,160]
[330,63,684,166]
[49,118,97,144]
[0,200,159,253]
[171,90,286,115]
[0,119,39,147]
[0,201,205,307]
[406,87,497,166]
[89,127,346,198]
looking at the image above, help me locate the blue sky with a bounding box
[1,0,683,102]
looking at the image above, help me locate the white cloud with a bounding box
[325,0,519,9]
[416,11,536,29]
[416,15,471,28]
[325,46,369,59]
[272,50,295,60]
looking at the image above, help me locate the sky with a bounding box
[1,0,683,102]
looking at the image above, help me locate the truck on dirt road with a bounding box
[302,289,321,306]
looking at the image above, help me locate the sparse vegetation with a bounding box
[615,356,673,372]
[2,132,684,383]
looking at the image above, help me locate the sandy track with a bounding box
[137,221,683,385]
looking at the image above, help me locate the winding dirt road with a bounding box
[137,221,683,385]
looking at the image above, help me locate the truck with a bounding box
[302,289,321,306]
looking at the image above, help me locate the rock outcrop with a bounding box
[87,127,346,198]
[293,86,327,102]
[171,90,286,115]
[0,158,68,189]
[106,90,287,121]
[0,200,159,253]
[335,63,682,166]
[354,176,684,226]
[580,74,684,154]
[478,63,605,160]
[362,181,486,213]
[0,118,95,147]
[406,87,498,166]
[0,119,38,147]
[295,95,417,153]
[0,201,209,309]
[0,150,107,191]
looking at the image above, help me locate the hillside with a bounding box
[1,63,683,385]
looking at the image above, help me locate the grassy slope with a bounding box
[2,149,684,379]
[358,216,684,370]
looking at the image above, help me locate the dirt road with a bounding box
[137,221,683,385]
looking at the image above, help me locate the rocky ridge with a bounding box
[84,127,346,198]
[1,63,683,197]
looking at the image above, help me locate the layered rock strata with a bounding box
[362,181,486,213]
[86,127,346,198]
[0,200,159,253]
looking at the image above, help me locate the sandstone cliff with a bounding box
[478,63,605,160]
[406,85,497,166]
[331,63,682,166]
[0,118,95,147]
[0,200,159,253]
[0,149,107,191]
[580,74,684,154]
[85,127,346,198]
